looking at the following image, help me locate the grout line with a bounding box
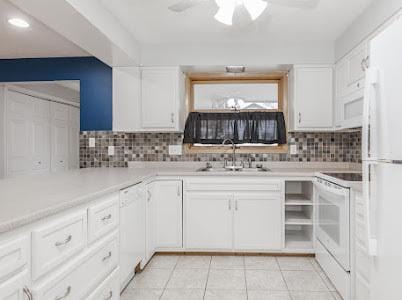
[202,256,212,300]
[244,257,249,300]
[158,256,179,300]
[277,257,294,300]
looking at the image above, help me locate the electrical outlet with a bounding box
[290,144,298,155]
[169,145,182,155]
[89,138,95,148]
[108,146,115,156]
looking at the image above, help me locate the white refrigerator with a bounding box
[362,13,402,300]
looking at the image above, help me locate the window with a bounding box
[185,74,288,154]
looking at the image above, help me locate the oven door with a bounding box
[314,179,350,271]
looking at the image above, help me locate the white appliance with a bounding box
[119,183,146,290]
[362,13,402,300]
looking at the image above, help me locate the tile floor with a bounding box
[121,255,343,300]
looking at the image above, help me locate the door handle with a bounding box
[171,113,175,123]
[101,214,112,222]
[102,251,112,262]
[55,286,71,300]
[55,235,72,247]
[298,112,301,124]
[228,199,231,210]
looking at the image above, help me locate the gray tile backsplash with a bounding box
[79,130,362,168]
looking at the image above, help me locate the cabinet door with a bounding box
[0,270,30,300]
[185,192,233,250]
[335,58,349,98]
[145,182,157,262]
[5,91,33,177]
[233,193,282,250]
[141,68,178,129]
[348,42,368,86]
[68,106,80,169]
[51,103,69,172]
[294,66,333,129]
[31,98,51,173]
[153,180,183,249]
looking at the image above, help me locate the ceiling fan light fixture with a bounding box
[242,0,268,20]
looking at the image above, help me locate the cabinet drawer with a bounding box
[0,235,29,282]
[32,231,118,300]
[32,210,87,280]
[185,177,283,192]
[86,268,120,300]
[88,194,119,243]
[0,270,29,300]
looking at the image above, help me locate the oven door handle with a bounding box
[313,179,349,197]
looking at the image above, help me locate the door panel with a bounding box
[233,193,282,250]
[51,103,69,172]
[185,192,233,250]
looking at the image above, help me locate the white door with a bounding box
[185,192,233,250]
[368,163,402,300]
[0,270,30,299]
[145,182,157,262]
[154,180,183,249]
[5,91,33,177]
[31,98,51,173]
[294,66,333,129]
[366,16,402,161]
[141,68,177,129]
[68,106,80,169]
[51,102,69,172]
[233,193,282,250]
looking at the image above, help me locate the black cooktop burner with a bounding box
[323,173,363,181]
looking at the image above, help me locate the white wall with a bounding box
[335,0,402,60]
[0,87,4,179]
[140,42,335,66]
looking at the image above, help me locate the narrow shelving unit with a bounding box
[284,181,314,253]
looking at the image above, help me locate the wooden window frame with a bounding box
[185,73,289,154]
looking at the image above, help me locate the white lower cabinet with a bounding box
[185,192,233,250]
[233,193,282,250]
[87,268,120,300]
[185,189,282,251]
[0,270,30,300]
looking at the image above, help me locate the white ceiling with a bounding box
[0,0,88,59]
[99,0,374,46]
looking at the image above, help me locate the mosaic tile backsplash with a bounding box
[79,130,362,168]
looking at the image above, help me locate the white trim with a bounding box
[5,85,80,108]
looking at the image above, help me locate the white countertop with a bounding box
[0,164,362,234]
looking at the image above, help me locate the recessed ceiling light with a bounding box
[8,18,30,28]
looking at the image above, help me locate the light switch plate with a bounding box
[169,145,182,155]
[108,146,115,156]
[290,144,298,155]
[89,138,95,148]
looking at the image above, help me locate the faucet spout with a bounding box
[222,139,236,168]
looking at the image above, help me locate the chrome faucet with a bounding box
[222,139,237,168]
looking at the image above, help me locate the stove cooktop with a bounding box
[322,172,363,182]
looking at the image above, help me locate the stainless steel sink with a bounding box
[196,167,271,172]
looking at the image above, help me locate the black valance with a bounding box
[183,112,287,145]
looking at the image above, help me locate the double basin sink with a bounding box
[197,166,271,172]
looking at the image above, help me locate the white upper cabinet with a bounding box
[289,65,334,131]
[113,66,185,132]
[335,41,369,129]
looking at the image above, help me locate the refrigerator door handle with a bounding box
[362,67,379,161]
[364,160,378,256]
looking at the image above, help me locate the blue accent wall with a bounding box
[0,57,112,131]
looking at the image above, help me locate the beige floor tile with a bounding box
[204,289,247,300]
[290,291,336,300]
[277,257,315,271]
[120,288,163,300]
[331,292,343,300]
[131,268,172,289]
[210,255,245,269]
[246,270,287,291]
[161,288,205,300]
[309,258,324,272]
[245,256,280,270]
[207,269,246,290]
[317,271,337,292]
[166,268,209,289]
[247,290,292,300]
[147,255,179,269]
[176,255,211,269]
[282,271,328,292]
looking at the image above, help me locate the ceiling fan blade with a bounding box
[269,0,319,9]
[168,0,209,12]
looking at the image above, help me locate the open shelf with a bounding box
[285,227,314,249]
[285,211,313,225]
[285,194,313,206]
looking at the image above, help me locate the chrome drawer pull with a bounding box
[55,235,72,247]
[55,286,71,300]
[23,286,33,300]
[104,291,113,300]
[102,251,112,262]
[101,214,112,222]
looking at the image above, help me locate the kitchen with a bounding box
[0,0,401,299]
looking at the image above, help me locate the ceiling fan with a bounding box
[168,0,319,25]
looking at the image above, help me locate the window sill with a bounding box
[184,144,288,154]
